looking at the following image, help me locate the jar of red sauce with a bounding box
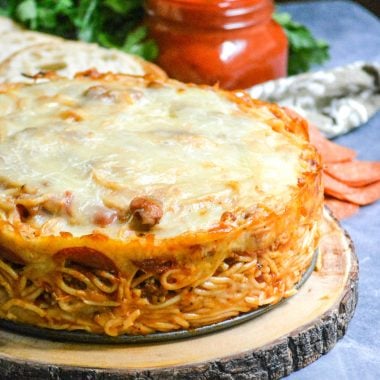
[145,0,288,90]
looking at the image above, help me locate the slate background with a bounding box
[278,0,380,17]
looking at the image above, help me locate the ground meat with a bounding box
[133,258,177,274]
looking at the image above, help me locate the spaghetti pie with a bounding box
[0,72,323,336]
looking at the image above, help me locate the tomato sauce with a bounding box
[145,0,288,89]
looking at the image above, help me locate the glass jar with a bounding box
[145,0,288,90]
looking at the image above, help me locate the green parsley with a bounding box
[274,11,330,75]
[0,0,158,60]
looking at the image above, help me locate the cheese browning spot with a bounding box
[220,211,237,223]
[84,85,117,103]
[83,85,143,105]
[129,196,163,230]
[60,109,84,122]
[21,71,58,80]
[92,207,118,227]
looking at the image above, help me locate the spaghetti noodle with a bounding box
[0,213,320,335]
[0,72,323,336]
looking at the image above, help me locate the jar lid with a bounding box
[145,0,274,29]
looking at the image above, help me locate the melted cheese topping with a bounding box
[0,77,304,238]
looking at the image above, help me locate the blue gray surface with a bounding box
[278,1,380,379]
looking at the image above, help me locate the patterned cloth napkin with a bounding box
[248,62,380,138]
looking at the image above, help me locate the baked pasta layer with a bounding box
[0,72,323,335]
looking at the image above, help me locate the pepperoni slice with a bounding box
[0,245,25,265]
[54,247,116,272]
[325,161,380,187]
[308,124,356,163]
[324,197,359,220]
[323,173,380,206]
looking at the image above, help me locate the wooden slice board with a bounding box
[0,211,358,379]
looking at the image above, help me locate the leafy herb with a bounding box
[274,11,330,75]
[0,0,158,60]
[0,2,328,74]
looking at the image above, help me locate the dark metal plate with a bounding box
[0,250,318,344]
